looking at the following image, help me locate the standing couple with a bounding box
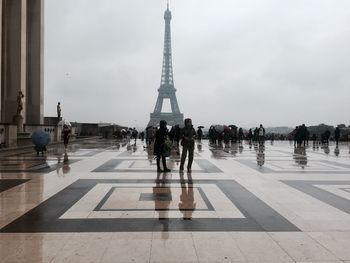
[154,118,196,172]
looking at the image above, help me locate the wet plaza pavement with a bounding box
[1,139,350,262]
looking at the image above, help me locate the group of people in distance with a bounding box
[208,124,266,145]
[153,118,196,173]
[292,124,341,147]
[150,121,267,173]
[292,124,309,146]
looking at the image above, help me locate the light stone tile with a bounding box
[230,232,294,262]
[150,238,198,263]
[112,232,153,239]
[193,238,246,262]
[307,232,350,260]
[71,233,114,240]
[51,237,109,263]
[120,210,156,218]
[26,233,74,241]
[192,232,232,240]
[270,232,340,262]
[87,210,124,219]
[101,238,151,263]
[59,211,92,219]
[0,233,31,241]
[296,261,344,263]
[46,233,111,263]
[152,232,192,239]
[3,239,66,263]
[0,240,24,261]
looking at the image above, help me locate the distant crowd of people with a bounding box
[292,124,310,146]
[208,124,266,145]
[291,125,342,146]
[108,121,346,173]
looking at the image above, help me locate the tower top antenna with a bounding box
[167,0,169,10]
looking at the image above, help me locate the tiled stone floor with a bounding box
[0,139,350,262]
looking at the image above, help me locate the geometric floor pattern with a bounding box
[1,179,300,232]
[1,139,350,262]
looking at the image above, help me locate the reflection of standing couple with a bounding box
[153,172,196,222]
[153,173,171,236]
[179,173,196,220]
[153,178,172,221]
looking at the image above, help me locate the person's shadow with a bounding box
[197,143,203,153]
[62,152,71,174]
[293,146,308,168]
[256,144,265,166]
[334,145,340,157]
[179,172,196,220]
[154,172,172,238]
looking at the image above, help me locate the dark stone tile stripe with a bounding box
[282,180,350,214]
[0,179,30,193]
[194,159,223,173]
[0,159,81,173]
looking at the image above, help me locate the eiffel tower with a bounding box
[148,2,184,127]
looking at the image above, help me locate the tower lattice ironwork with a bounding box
[148,3,183,127]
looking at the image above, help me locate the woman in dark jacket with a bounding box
[153,120,171,172]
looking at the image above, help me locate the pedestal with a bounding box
[13,114,24,133]
[55,125,62,142]
[5,125,18,147]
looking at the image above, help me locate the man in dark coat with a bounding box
[334,127,341,145]
[197,127,203,141]
[153,120,170,172]
[180,118,196,172]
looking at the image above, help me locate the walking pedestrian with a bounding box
[334,126,341,146]
[197,127,203,142]
[258,124,265,145]
[62,125,71,150]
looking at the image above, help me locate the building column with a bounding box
[0,0,3,119]
[1,0,44,125]
[1,0,27,124]
[26,0,44,125]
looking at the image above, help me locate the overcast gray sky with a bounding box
[44,0,350,128]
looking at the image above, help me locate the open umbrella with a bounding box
[198,126,204,129]
[214,125,224,133]
[58,119,71,127]
[32,130,50,147]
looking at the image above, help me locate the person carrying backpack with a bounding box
[258,124,265,144]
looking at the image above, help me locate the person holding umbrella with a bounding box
[180,118,196,172]
[32,130,50,156]
[62,124,71,150]
[197,126,204,141]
